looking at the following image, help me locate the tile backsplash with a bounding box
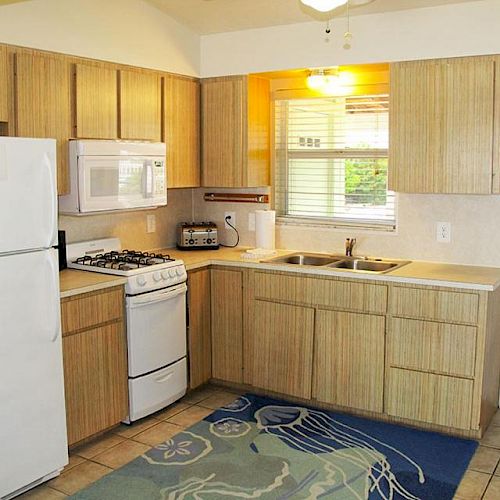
[59,189,193,250]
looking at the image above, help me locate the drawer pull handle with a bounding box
[155,371,174,383]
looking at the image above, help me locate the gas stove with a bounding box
[66,238,186,295]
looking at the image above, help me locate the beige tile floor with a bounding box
[15,387,500,499]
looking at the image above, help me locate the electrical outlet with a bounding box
[147,214,156,233]
[248,212,256,231]
[224,212,236,229]
[436,222,451,243]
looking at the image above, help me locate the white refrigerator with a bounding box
[0,138,68,499]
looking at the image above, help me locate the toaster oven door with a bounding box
[78,155,166,212]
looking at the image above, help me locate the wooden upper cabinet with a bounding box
[389,57,495,194]
[0,45,8,122]
[164,75,200,188]
[119,70,161,141]
[201,75,270,187]
[15,52,72,195]
[75,64,118,139]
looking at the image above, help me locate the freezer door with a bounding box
[0,249,68,498]
[0,137,57,254]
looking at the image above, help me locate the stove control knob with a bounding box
[161,270,170,280]
[176,268,184,276]
[136,275,147,287]
[169,269,176,278]
[153,272,162,282]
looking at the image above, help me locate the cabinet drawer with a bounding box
[390,286,479,324]
[254,272,387,314]
[388,318,477,378]
[386,368,473,430]
[61,286,123,336]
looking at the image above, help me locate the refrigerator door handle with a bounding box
[47,252,61,343]
[44,153,57,248]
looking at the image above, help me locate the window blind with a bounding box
[274,94,395,229]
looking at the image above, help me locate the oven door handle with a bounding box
[128,283,187,308]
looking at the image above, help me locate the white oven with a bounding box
[59,140,167,214]
[66,238,188,423]
[126,282,187,422]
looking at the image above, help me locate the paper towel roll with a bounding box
[255,210,276,250]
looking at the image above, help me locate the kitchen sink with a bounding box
[264,253,410,274]
[265,253,343,267]
[328,259,402,272]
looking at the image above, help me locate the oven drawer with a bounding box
[128,358,187,422]
[126,283,187,377]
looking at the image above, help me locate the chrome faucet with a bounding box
[345,238,356,257]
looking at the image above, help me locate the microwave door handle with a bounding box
[144,162,153,198]
[141,162,147,197]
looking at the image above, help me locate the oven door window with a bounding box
[79,156,166,212]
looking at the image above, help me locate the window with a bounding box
[274,94,395,230]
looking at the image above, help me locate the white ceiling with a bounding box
[145,0,483,35]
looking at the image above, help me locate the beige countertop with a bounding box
[160,246,500,291]
[59,246,500,297]
[59,269,127,299]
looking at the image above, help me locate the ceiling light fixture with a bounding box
[306,68,354,94]
[300,0,347,12]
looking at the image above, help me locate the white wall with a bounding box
[201,0,500,76]
[0,0,200,75]
[197,0,500,267]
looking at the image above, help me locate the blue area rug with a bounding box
[71,393,477,499]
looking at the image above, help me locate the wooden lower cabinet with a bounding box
[202,267,499,437]
[211,268,243,383]
[249,300,315,399]
[386,368,474,430]
[62,322,128,445]
[61,286,127,446]
[313,310,385,413]
[187,269,212,389]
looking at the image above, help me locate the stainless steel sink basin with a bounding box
[328,259,401,272]
[264,253,410,274]
[265,253,342,267]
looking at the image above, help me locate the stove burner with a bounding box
[72,250,175,270]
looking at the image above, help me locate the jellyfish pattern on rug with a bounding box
[142,396,425,499]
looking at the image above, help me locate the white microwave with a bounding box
[59,140,167,215]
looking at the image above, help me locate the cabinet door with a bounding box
[314,310,385,412]
[15,52,71,195]
[188,269,211,389]
[250,300,314,399]
[389,57,495,194]
[211,268,243,383]
[247,75,270,186]
[0,45,8,122]
[386,368,473,430]
[165,75,200,188]
[75,64,118,139]
[62,322,128,446]
[202,76,244,187]
[119,70,161,141]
